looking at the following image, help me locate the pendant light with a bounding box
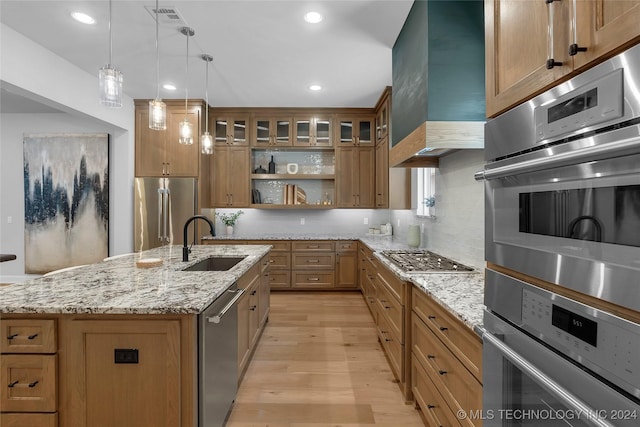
[149,0,166,130]
[98,0,123,107]
[178,27,195,145]
[201,54,214,154]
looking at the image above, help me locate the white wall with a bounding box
[390,150,485,269]
[0,23,135,281]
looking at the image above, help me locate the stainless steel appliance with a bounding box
[483,270,640,426]
[198,283,245,427]
[134,177,197,251]
[476,43,640,312]
[380,250,474,272]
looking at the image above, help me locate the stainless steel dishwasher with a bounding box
[198,283,245,426]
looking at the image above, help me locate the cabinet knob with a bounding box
[438,370,447,376]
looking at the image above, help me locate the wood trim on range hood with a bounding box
[389,121,484,168]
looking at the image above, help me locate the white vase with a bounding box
[407,224,421,248]
[226,225,234,236]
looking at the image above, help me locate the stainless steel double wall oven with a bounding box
[477,43,640,426]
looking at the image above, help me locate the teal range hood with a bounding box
[389,0,485,167]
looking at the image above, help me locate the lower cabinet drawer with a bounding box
[269,270,291,289]
[292,253,335,269]
[376,284,403,343]
[412,354,462,427]
[292,271,335,289]
[0,354,57,412]
[267,252,291,269]
[0,412,58,427]
[412,313,482,427]
[377,311,403,381]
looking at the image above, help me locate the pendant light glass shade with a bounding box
[201,54,214,155]
[99,0,123,107]
[149,99,166,129]
[149,0,166,130]
[178,27,195,145]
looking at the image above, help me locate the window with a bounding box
[416,167,436,217]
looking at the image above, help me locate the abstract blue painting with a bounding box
[23,133,109,274]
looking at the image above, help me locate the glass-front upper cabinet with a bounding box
[213,114,250,146]
[294,116,333,147]
[337,116,375,146]
[252,117,293,147]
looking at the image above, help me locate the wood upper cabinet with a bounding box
[135,101,202,177]
[486,0,640,118]
[375,138,389,208]
[252,116,293,147]
[211,146,250,207]
[336,116,375,146]
[336,146,375,208]
[375,89,390,143]
[293,116,333,147]
[212,113,250,146]
[574,0,640,69]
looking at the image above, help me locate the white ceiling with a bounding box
[0,0,413,112]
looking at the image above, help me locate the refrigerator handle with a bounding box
[163,187,170,242]
[157,188,164,242]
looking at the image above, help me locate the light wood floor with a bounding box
[226,291,424,427]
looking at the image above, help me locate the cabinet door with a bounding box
[574,0,640,70]
[135,108,166,176]
[375,138,389,208]
[485,0,572,117]
[212,147,230,207]
[253,117,292,147]
[293,118,312,146]
[165,108,200,177]
[313,117,333,146]
[258,258,270,326]
[335,250,358,289]
[336,147,357,207]
[214,115,249,146]
[227,147,250,207]
[356,146,375,208]
[64,320,181,427]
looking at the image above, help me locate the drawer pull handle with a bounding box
[428,354,435,359]
[307,259,320,263]
[384,305,391,309]
[439,326,448,331]
[438,370,447,375]
[29,380,39,388]
[385,337,392,342]
[7,334,18,340]
[8,380,19,388]
[428,315,436,320]
[308,277,320,281]
[28,333,38,339]
[269,259,275,263]
[427,404,436,409]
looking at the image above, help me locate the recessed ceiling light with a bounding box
[71,12,96,25]
[163,84,177,91]
[304,11,323,24]
[309,84,323,91]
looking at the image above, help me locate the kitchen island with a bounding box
[0,244,271,427]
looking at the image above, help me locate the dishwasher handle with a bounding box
[207,288,246,324]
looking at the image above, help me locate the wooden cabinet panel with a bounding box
[265,252,291,269]
[377,264,405,305]
[248,240,291,252]
[135,101,202,176]
[1,354,57,413]
[292,253,335,270]
[335,250,358,289]
[412,312,481,427]
[64,320,181,427]
[575,0,640,69]
[0,413,58,427]
[377,312,403,381]
[292,271,335,289]
[376,283,403,342]
[1,319,56,354]
[252,116,293,147]
[412,354,462,427]
[337,116,375,146]
[269,270,291,289]
[211,146,249,207]
[412,287,482,380]
[293,116,333,147]
[291,241,334,252]
[336,146,375,208]
[213,114,250,146]
[259,257,271,326]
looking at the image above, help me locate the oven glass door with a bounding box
[483,312,640,427]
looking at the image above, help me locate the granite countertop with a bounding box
[0,245,270,315]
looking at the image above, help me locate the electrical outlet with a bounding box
[300,217,305,225]
[363,217,368,225]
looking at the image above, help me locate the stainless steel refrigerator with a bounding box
[134,177,197,251]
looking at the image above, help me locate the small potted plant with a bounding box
[215,210,244,236]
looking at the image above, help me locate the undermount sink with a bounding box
[182,256,246,272]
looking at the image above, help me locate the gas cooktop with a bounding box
[380,250,474,273]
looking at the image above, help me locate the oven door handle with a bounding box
[484,332,615,427]
[474,137,640,181]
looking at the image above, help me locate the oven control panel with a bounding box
[522,289,640,392]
